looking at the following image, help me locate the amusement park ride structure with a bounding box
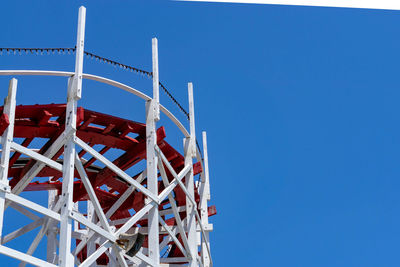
[0,6,214,267]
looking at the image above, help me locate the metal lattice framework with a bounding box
[0,6,214,267]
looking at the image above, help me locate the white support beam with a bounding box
[147,37,161,267]
[75,154,112,232]
[197,255,204,267]
[0,78,17,183]
[104,249,119,267]
[187,83,196,158]
[115,224,213,235]
[152,37,160,120]
[119,209,187,223]
[73,202,80,241]
[78,242,113,267]
[160,258,188,263]
[18,195,64,267]
[155,145,196,208]
[159,215,188,258]
[47,189,58,265]
[10,142,63,172]
[156,143,213,263]
[158,205,186,216]
[9,193,64,265]
[9,202,40,221]
[116,202,154,235]
[159,240,172,255]
[159,264,188,267]
[160,265,189,267]
[0,7,214,267]
[157,160,191,258]
[74,137,157,202]
[199,131,211,267]
[105,170,146,219]
[0,245,57,267]
[130,251,156,266]
[20,193,63,267]
[0,78,17,241]
[157,165,191,204]
[69,211,115,242]
[5,192,61,221]
[20,191,64,267]
[86,201,97,267]
[10,126,72,197]
[19,221,51,267]
[113,245,129,267]
[59,77,78,267]
[186,82,198,267]
[72,171,147,257]
[78,203,154,265]
[1,217,44,245]
[59,6,86,267]
[73,6,86,99]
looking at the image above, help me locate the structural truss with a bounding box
[0,6,214,267]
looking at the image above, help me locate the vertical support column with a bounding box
[146,37,160,266]
[152,38,160,121]
[59,6,86,267]
[73,202,80,232]
[185,82,198,266]
[0,78,18,239]
[200,132,211,267]
[47,189,58,264]
[86,201,96,267]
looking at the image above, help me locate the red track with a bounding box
[0,104,216,264]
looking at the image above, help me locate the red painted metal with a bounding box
[0,113,9,136]
[0,104,215,263]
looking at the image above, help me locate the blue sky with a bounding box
[1,1,400,266]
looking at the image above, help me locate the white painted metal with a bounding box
[157,164,191,203]
[0,78,17,242]
[200,132,211,267]
[156,141,214,266]
[2,217,45,244]
[85,200,97,267]
[152,38,160,120]
[0,245,58,267]
[5,191,61,221]
[8,202,40,221]
[10,142,63,172]
[20,218,52,267]
[0,6,213,267]
[146,37,161,267]
[18,194,64,266]
[0,78,17,184]
[157,160,191,258]
[158,215,187,258]
[185,83,198,267]
[69,211,115,242]
[75,154,111,232]
[47,189,58,265]
[78,203,154,265]
[11,126,72,197]
[156,146,196,208]
[105,173,143,216]
[59,6,86,267]
[0,71,190,138]
[72,171,147,258]
[74,136,157,202]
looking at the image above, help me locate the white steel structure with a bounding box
[0,6,213,267]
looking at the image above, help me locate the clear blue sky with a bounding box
[1,1,400,266]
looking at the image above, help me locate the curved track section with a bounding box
[0,104,215,264]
